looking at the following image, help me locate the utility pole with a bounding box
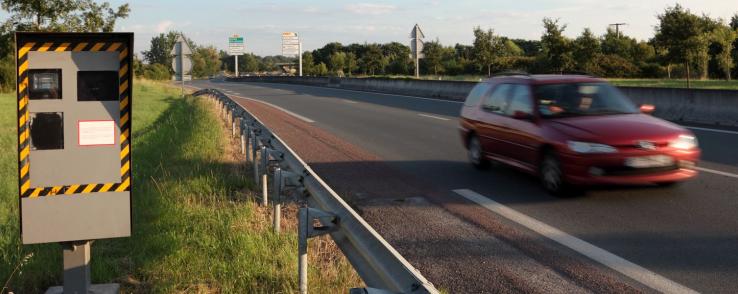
[609,23,627,38]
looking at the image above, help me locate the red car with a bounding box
[459,74,700,195]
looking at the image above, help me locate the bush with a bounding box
[0,55,15,92]
[141,63,171,80]
[639,63,667,78]
[594,54,639,77]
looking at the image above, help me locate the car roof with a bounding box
[482,74,605,85]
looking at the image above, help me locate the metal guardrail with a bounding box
[192,89,438,294]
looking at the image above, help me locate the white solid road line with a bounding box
[418,113,451,121]
[695,166,738,179]
[343,100,359,104]
[230,94,316,123]
[686,126,738,135]
[241,81,465,104]
[453,189,698,294]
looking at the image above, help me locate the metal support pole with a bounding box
[273,167,282,234]
[235,55,239,77]
[298,42,303,77]
[63,241,92,294]
[298,208,308,294]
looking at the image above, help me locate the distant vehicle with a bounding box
[459,74,701,195]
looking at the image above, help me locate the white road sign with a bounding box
[228,35,244,55]
[281,32,300,56]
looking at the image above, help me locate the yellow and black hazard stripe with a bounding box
[17,38,132,198]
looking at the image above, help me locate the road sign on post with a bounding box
[282,32,302,76]
[228,35,245,76]
[171,35,193,97]
[16,32,134,294]
[410,24,425,78]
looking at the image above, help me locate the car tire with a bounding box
[468,135,490,170]
[540,151,577,196]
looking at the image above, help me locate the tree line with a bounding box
[295,5,738,81]
[0,0,130,91]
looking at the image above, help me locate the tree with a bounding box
[497,39,523,70]
[382,42,411,75]
[472,27,502,76]
[1,0,129,32]
[301,51,316,76]
[142,31,181,68]
[316,62,328,76]
[190,46,221,78]
[422,40,445,75]
[328,51,346,76]
[731,13,738,30]
[313,42,343,66]
[711,24,737,79]
[573,28,601,73]
[362,44,386,75]
[654,4,709,85]
[540,18,574,73]
[345,52,358,76]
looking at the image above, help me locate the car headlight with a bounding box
[567,141,617,153]
[669,134,697,150]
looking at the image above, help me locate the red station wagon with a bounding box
[459,74,701,195]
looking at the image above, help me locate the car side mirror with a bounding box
[639,104,655,114]
[512,110,533,120]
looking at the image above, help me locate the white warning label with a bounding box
[78,120,115,146]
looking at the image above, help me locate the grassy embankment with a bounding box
[0,80,360,293]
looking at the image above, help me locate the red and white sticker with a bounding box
[78,120,116,146]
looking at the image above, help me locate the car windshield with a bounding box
[534,82,638,118]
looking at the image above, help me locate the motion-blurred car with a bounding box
[459,74,701,195]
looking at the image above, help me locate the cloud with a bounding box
[155,20,174,33]
[344,3,396,15]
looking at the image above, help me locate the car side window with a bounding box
[481,84,511,114]
[463,83,492,107]
[505,84,534,116]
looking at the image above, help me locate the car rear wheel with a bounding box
[540,151,576,196]
[468,135,490,169]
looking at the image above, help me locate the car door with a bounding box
[476,83,512,157]
[499,83,541,169]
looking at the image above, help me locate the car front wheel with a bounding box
[540,151,574,196]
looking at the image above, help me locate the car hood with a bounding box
[548,114,688,146]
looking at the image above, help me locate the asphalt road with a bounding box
[191,79,738,293]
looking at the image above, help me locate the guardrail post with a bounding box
[240,131,246,155]
[253,144,260,189]
[298,208,307,294]
[232,119,237,138]
[298,207,337,294]
[260,146,268,206]
[273,167,282,234]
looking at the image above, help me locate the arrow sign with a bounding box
[410,24,425,40]
[171,35,193,80]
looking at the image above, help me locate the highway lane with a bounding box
[193,80,738,293]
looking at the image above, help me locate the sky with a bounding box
[4,1,738,56]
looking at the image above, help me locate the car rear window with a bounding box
[463,83,492,107]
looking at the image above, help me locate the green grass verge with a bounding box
[607,78,738,90]
[1,80,360,293]
[354,74,738,90]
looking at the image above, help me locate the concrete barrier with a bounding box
[228,76,738,127]
[619,87,738,127]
